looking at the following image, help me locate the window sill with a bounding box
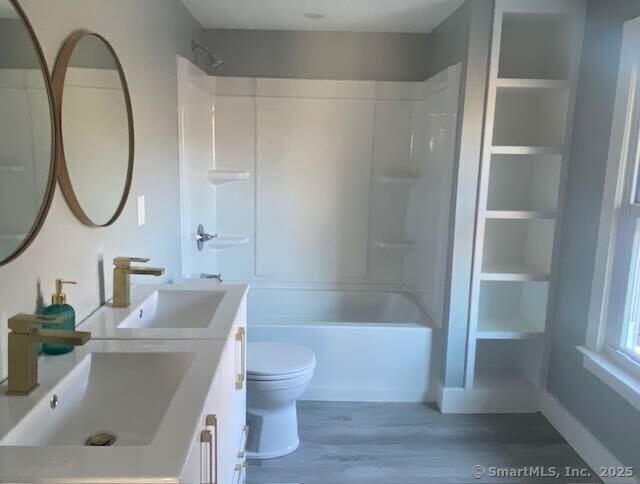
[577,346,640,412]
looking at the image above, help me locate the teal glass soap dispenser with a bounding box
[42,279,77,355]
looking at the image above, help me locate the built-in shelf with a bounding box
[208,169,251,186]
[376,174,419,186]
[487,153,562,213]
[208,235,250,250]
[496,78,570,89]
[473,366,535,392]
[484,210,556,220]
[374,240,415,251]
[480,263,549,282]
[491,146,563,155]
[477,318,545,339]
[493,87,569,147]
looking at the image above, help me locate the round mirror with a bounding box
[0,0,56,265]
[53,31,133,227]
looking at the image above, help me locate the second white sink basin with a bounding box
[0,352,193,447]
[118,289,225,329]
[80,281,248,340]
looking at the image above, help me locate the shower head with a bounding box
[191,40,224,71]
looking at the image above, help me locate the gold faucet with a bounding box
[112,257,165,308]
[7,314,91,395]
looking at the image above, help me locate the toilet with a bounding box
[246,342,316,459]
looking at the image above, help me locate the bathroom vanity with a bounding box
[0,282,248,484]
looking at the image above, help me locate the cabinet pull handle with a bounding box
[235,327,246,390]
[200,429,213,484]
[233,462,248,484]
[205,414,218,484]
[237,424,250,458]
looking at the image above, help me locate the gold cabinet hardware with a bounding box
[200,429,213,484]
[238,425,250,459]
[235,327,246,390]
[205,414,218,484]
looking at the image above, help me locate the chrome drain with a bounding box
[85,432,117,447]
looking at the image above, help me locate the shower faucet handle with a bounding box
[201,273,223,283]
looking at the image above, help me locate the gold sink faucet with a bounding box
[112,257,165,308]
[7,314,91,395]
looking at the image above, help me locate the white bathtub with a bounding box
[247,289,433,402]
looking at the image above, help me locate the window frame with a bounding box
[582,16,640,410]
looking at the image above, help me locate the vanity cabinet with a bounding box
[181,304,247,484]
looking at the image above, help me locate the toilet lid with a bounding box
[247,342,316,377]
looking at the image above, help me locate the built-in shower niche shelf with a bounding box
[208,169,250,186]
[375,174,419,187]
[374,240,415,251]
[208,235,249,250]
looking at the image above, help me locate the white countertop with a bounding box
[79,281,248,340]
[0,339,226,483]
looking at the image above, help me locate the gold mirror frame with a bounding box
[0,0,57,266]
[52,30,134,227]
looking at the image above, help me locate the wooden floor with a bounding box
[248,401,600,484]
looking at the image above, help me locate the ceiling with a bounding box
[181,0,466,34]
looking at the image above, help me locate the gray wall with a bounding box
[203,29,430,81]
[0,0,205,378]
[547,0,640,469]
[427,0,493,389]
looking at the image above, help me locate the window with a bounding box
[583,16,640,408]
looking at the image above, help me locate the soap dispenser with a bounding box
[41,279,77,355]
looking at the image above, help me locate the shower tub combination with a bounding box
[247,289,433,402]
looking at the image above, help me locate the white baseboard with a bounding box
[436,381,539,414]
[435,381,466,413]
[541,390,638,484]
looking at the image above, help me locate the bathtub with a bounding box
[247,289,433,402]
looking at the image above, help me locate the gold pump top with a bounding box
[52,279,77,305]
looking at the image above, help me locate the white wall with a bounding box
[0,0,205,378]
[210,77,434,290]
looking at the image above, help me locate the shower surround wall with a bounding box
[211,76,446,294]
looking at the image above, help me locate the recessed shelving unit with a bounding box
[208,168,250,186]
[463,0,585,413]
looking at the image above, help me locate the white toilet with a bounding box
[246,342,316,459]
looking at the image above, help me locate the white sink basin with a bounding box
[0,352,193,447]
[0,339,226,482]
[119,289,225,329]
[80,281,248,340]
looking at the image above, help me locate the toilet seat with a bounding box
[247,342,316,381]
